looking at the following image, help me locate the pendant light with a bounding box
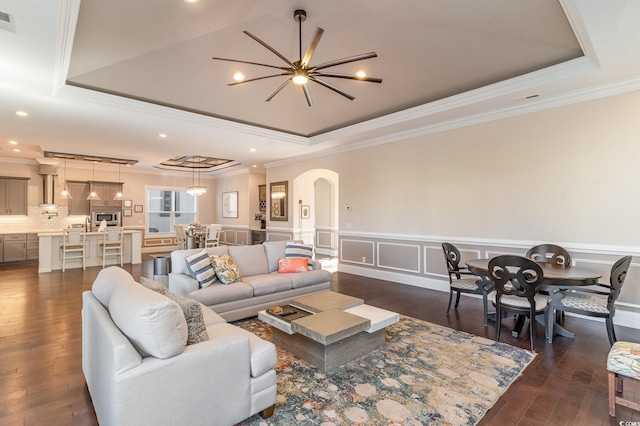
[86,161,101,200]
[113,163,125,200]
[186,157,206,196]
[59,157,72,200]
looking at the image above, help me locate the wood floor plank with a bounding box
[0,258,638,425]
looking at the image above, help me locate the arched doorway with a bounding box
[292,169,338,257]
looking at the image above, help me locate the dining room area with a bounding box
[441,241,640,419]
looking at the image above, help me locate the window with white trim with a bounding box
[146,189,197,234]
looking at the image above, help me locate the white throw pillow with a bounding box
[184,250,217,288]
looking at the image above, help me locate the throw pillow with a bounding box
[285,242,314,268]
[211,254,241,284]
[139,276,168,295]
[184,250,217,288]
[164,291,209,345]
[278,257,309,273]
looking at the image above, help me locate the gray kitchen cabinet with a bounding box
[3,234,27,262]
[0,178,29,215]
[89,182,123,208]
[27,233,39,261]
[67,181,90,216]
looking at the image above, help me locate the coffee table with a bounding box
[258,291,399,372]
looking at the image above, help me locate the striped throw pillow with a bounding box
[285,242,313,268]
[184,250,217,288]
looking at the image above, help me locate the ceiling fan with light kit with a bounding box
[211,9,382,106]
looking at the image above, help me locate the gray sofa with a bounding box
[82,266,277,426]
[169,241,331,321]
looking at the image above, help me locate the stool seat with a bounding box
[607,341,640,417]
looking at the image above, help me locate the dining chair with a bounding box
[547,256,632,345]
[526,243,572,266]
[488,255,549,351]
[61,228,86,272]
[174,224,187,250]
[99,227,124,268]
[204,224,222,248]
[442,243,494,326]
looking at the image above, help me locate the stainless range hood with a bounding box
[38,164,58,206]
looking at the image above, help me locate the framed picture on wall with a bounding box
[123,209,132,217]
[124,199,133,208]
[301,205,310,219]
[134,205,143,213]
[222,191,238,218]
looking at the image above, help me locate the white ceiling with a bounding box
[1,0,640,175]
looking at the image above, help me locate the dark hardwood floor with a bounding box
[0,257,638,425]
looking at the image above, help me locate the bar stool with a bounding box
[99,227,123,268]
[61,228,86,272]
[607,341,640,417]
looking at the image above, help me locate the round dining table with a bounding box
[465,258,603,340]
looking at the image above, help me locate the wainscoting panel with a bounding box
[338,232,640,330]
[377,242,421,273]
[340,239,375,266]
[267,231,294,242]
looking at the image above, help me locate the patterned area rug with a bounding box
[236,315,535,425]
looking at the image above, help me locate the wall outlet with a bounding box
[362,256,366,262]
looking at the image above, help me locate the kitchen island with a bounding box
[37,230,142,273]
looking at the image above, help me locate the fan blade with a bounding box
[309,76,355,100]
[309,52,378,71]
[265,79,291,102]
[228,73,291,86]
[312,71,382,83]
[300,27,324,69]
[302,84,313,107]
[211,56,290,71]
[243,31,296,68]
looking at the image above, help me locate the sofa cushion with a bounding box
[211,255,241,284]
[92,266,140,308]
[241,274,293,296]
[285,242,314,268]
[278,257,308,273]
[140,276,168,295]
[188,282,254,306]
[171,247,229,275]
[278,269,331,289]
[200,303,227,326]
[263,241,289,273]
[164,291,209,345]
[109,284,188,359]
[206,323,277,378]
[185,250,217,288]
[229,244,269,276]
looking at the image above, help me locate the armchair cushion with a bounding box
[185,250,217,288]
[109,284,187,359]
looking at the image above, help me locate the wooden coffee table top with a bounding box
[291,309,371,345]
[291,291,363,313]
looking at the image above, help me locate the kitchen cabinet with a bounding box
[67,181,90,216]
[27,233,39,261]
[89,182,123,208]
[3,234,26,262]
[0,177,29,215]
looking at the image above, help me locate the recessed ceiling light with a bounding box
[184,0,199,3]
[249,148,256,152]
[356,70,367,79]
[14,110,28,117]
[13,148,20,152]
[233,71,246,82]
[252,165,257,168]
[8,140,18,145]
[159,133,167,138]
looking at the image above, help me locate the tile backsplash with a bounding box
[0,206,88,234]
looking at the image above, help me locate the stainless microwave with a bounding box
[91,211,121,230]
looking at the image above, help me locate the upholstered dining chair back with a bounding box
[442,242,494,326]
[489,255,548,351]
[526,244,572,266]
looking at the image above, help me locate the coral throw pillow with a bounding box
[278,257,309,273]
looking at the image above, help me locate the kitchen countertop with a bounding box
[37,230,142,237]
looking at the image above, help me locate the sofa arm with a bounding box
[114,334,253,426]
[168,272,199,296]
